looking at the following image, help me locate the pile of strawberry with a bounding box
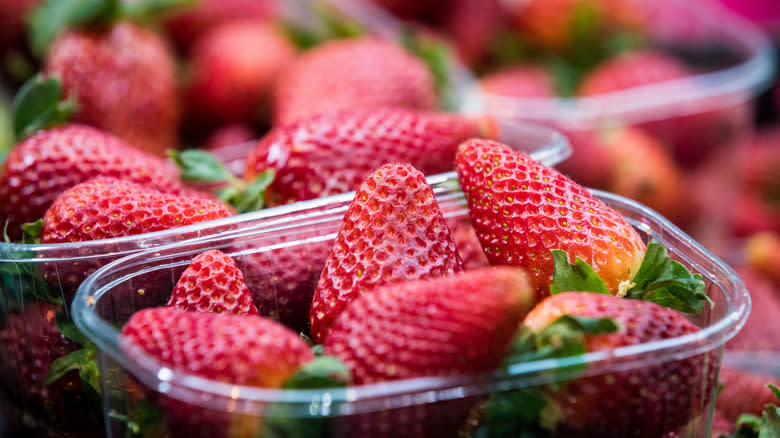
[113,139,750,438]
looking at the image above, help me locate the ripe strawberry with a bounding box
[442,0,506,66]
[184,20,296,125]
[555,129,616,189]
[324,267,535,437]
[718,367,780,425]
[0,0,40,51]
[507,0,644,52]
[164,0,277,50]
[272,38,437,125]
[450,217,490,270]
[602,127,688,224]
[725,268,780,352]
[745,232,780,287]
[0,304,94,434]
[579,50,748,167]
[662,410,733,438]
[120,307,314,437]
[44,21,180,156]
[167,250,258,316]
[479,65,557,98]
[522,292,717,437]
[42,177,233,244]
[244,108,488,206]
[455,138,645,297]
[0,124,182,241]
[309,163,464,343]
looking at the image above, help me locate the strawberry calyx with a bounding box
[283,355,352,389]
[281,2,364,50]
[400,27,458,111]
[28,0,195,57]
[550,239,709,314]
[12,75,78,141]
[722,385,780,438]
[169,149,275,213]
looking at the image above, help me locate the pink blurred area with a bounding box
[714,0,780,28]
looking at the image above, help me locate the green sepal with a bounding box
[535,315,619,359]
[400,27,457,111]
[21,219,43,244]
[169,149,235,183]
[3,221,10,243]
[45,347,91,386]
[109,398,167,438]
[723,385,780,438]
[231,170,275,213]
[470,389,549,438]
[56,310,90,346]
[281,3,363,50]
[119,0,196,22]
[626,239,710,314]
[12,75,78,140]
[549,249,610,295]
[28,0,122,57]
[283,356,351,390]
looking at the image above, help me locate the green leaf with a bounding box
[626,240,709,314]
[536,314,619,359]
[549,249,610,295]
[21,219,43,244]
[281,3,363,50]
[400,27,458,111]
[56,310,90,345]
[233,169,275,213]
[12,75,78,140]
[474,388,549,438]
[169,149,235,183]
[28,0,121,58]
[45,348,90,386]
[283,356,351,390]
[119,0,195,21]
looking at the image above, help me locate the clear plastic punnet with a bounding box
[0,121,568,437]
[73,175,750,438]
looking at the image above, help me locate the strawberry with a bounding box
[242,108,488,207]
[164,0,277,50]
[309,163,464,343]
[519,292,717,438]
[184,20,296,126]
[455,138,645,297]
[442,0,507,67]
[555,128,616,189]
[662,410,733,438]
[0,304,97,435]
[0,123,182,241]
[745,232,780,287]
[602,127,688,224]
[579,50,748,167]
[450,217,490,270]
[120,307,315,437]
[41,177,233,244]
[167,250,258,316]
[479,65,557,98]
[725,268,780,352]
[43,21,180,156]
[272,38,437,125]
[0,0,40,52]
[507,0,644,52]
[718,367,780,426]
[324,267,536,437]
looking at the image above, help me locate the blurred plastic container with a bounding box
[465,0,776,256]
[0,120,567,437]
[73,174,750,438]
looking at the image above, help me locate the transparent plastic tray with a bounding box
[73,181,750,438]
[0,121,568,437]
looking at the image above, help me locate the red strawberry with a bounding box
[272,38,437,125]
[184,20,296,125]
[745,232,780,287]
[450,217,490,270]
[325,266,535,384]
[244,108,488,206]
[167,250,258,316]
[309,163,464,343]
[120,307,314,437]
[44,22,180,156]
[507,0,644,52]
[0,124,182,240]
[725,268,780,352]
[0,304,94,434]
[555,128,616,189]
[455,138,646,297]
[602,127,688,224]
[0,0,40,52]
[324,267,535,437]
[479,65,557,98]
[717,367,780,426]
[578,51,690,97]
[662,410,733,438]
[522,292,717,437]
[164,0,277,50]
[442,0,506,66]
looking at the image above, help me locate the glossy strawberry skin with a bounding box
[44,22,180,156]
[245,109,484,206]
[524,292,717,438]
[309,163,464,344]
[167,250,258,316]
[185,20,296,125]
[325,267,535,384]
[455,139,646,298]
[0,124,182,240]
[450,217,490,270]
[479,66,556,98]
[273,38,437,125]
[717,366,780,425]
